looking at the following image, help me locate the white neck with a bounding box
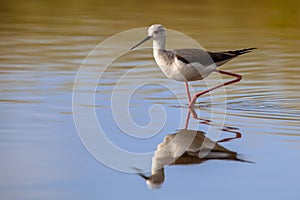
[153,38,165,51]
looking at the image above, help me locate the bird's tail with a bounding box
[227,48,257,56]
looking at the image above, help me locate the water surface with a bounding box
[0,0,300,200]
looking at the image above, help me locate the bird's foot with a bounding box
[188,97,197,108]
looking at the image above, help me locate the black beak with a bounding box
[131,166,150,180]
[138,173,150,180]
[130,36,152,50]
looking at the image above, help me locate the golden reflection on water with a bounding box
[0,0,299,121]
[0,0,299,119]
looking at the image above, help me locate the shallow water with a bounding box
[1,0,300,199]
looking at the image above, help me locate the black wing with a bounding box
[173,48,256,67]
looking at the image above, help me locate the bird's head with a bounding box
[130,24,166,50]
[138,173,163,189]
[147,24,166,40]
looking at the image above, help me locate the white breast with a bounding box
[154,53,216,82]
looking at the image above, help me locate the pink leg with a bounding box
[189,70,242,107]
[185,82,191,103]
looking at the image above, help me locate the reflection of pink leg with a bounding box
[184,109,210,130]
[217,127,241,143]
[189,108,211,125]
[187,108,242,142]
[185,82,191,103]
[189,70,242,107]
[184,109,211,129]
[184,110,191,130]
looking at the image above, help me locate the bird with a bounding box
[130,24,256,107]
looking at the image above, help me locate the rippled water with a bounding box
[1,0,300,200]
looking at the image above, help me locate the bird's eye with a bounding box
[154,30,158,34]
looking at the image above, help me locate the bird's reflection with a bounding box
[136,108,252,189]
